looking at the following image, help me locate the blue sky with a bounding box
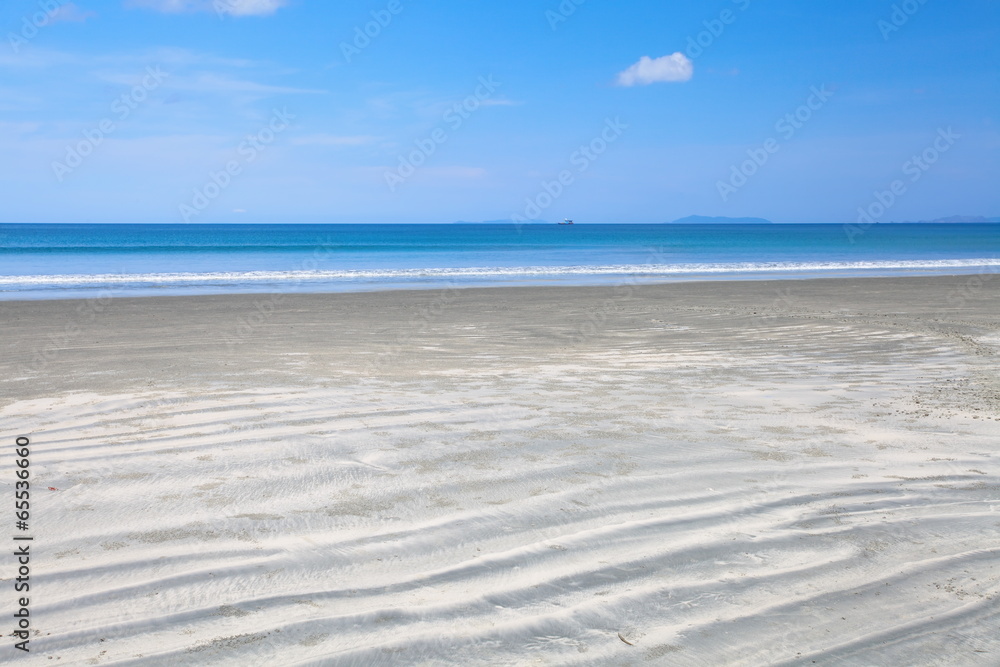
[1,0,997,223]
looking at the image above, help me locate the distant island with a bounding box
[453,219,547,224]
[889,215,1000,223]
[668,215,773,224]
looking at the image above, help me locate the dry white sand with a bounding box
[2,276,999,665]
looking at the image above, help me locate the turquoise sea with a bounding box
[1,223,998,300]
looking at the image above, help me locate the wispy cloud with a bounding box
[1,47,323,101]
[0,121,42,137]
[361,90,443,120]
[291,134,381,147]
[0,88,42,112]
[0,47,256,70]
[124,0,289,17]
[617,53,693,86]
[422,166,488,180]
[360,165,488,182]
[0,49,77,69]
[140,72,325,96]
[479,98,522,107]
[0,44,325,143]
[50,2,98,23]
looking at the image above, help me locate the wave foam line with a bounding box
[2,259,1000,286]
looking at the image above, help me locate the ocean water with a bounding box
[1,223,998,300]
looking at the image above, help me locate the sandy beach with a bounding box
[2,275,999,665]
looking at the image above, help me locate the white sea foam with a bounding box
[2,258,999,287]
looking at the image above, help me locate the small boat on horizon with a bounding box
[559,218,574,225]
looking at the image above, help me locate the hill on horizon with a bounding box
[925,215,999,223]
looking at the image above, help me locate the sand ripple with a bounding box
[4,345,998,665]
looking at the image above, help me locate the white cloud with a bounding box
[616,53,693,86]
[124,0,288,16]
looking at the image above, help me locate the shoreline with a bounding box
[2,262,999,303]
[2,272,997,311]
[1,267,998,302]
